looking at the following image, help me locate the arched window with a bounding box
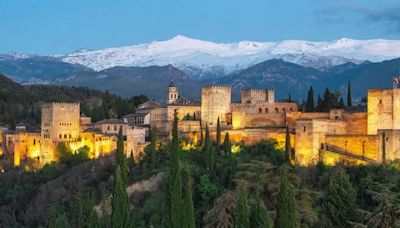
[275,108,279,113]
[303,126,306,132]
[265,108,269,113]
[259,108,262,113]
[282,108,286,113]
[33,139,36,145]
[289,108,293,112]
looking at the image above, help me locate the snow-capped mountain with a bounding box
[60,35,400,78]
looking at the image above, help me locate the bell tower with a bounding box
[167,81,179,104]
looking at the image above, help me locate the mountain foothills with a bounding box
[0,74,148,129]
[1,36,400,101]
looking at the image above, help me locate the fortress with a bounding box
[136,83,400,166]
[1,82,400,169]
[2,102,146,167]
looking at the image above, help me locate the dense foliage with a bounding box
[0,74,148,129]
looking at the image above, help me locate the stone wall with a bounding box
[325,134,379,161]
[377,129,400,162]
[201,86,232,128]
[240,89,274,104]
[342,112,368,135]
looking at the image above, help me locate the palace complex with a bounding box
[1,82,400,168]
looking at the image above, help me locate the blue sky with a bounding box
[1,0,399,55]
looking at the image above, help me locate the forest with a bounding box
[1,112,399,228]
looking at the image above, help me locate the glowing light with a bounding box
[231,144,242,154]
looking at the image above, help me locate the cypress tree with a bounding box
[323,169,357,228]
[181,164,196,228]
[288,93,292,102]
[167,110,182,228]
[216,116,221,150]
[200,123,204,147]
[209,147,216,174]
[204,124,212,170]
[116,127,129,186]
[274,167,297,228]
[306,86,314,112]
[339,97,345,108]
[285,125,294,166]
[347,81,352,107]
[250,193,272,228]
[235,185,249,228]
[223,132,231,155]
[111,166,133,228]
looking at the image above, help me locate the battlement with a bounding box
[241,88,274,93]
[202,85,232,91]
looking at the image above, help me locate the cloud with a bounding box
[316,1,400,33]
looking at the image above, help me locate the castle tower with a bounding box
[201,86,232,127]
[167,81,179,104]
[40,102,80,163]
[368,88,400,135]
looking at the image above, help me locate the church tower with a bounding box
[167,81,179,104]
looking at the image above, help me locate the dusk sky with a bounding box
[1,0,400,55]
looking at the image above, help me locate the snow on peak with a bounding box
[61,35,400,76]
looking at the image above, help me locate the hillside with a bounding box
[0,74,147,129]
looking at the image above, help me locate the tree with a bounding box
[363,183,400,228]
[116,127,129,186]
[322,169,357,228]
[47,203,70,228]
[288,93,292,102]
[250,193,272,228]
[204,124,212,170]
[235,184,249,228]
[111,166,133,228]
[181,164,196,228]
[274,167,297,228]
[216,116,221,151]
[347,81,352,107]
[285,125,294,166]
[306,86,314,112]
[167,110,182,228]
[223,132,232,155]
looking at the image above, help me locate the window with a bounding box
[59,134,62,139]
[265,108,269,113]
[283,108,286,113]
[64,134,67,139]
[303,126,306,132]
[275,108,279,113]
[114,125,117,131]
[107,126,110,131]
[289,108,293,112]
[259,108,262,113]
[33,139,36,145]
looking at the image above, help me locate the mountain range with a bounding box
[1,35,400,101]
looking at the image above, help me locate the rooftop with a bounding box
[95,119,125,125]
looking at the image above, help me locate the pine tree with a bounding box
[181,164,196,228]
[306,86,314,112]
[285,125,294,166]
[316,94,323,111]
[216,116,221,151]
[223,132,231,155]
[116,127,129,186]
[274,167,297,228]
[347,81,352,107]
[322,169,357,228]
[111,166,133,228]
[167,110,182,228]
[235,184,249,228]
[250,193,272,228]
